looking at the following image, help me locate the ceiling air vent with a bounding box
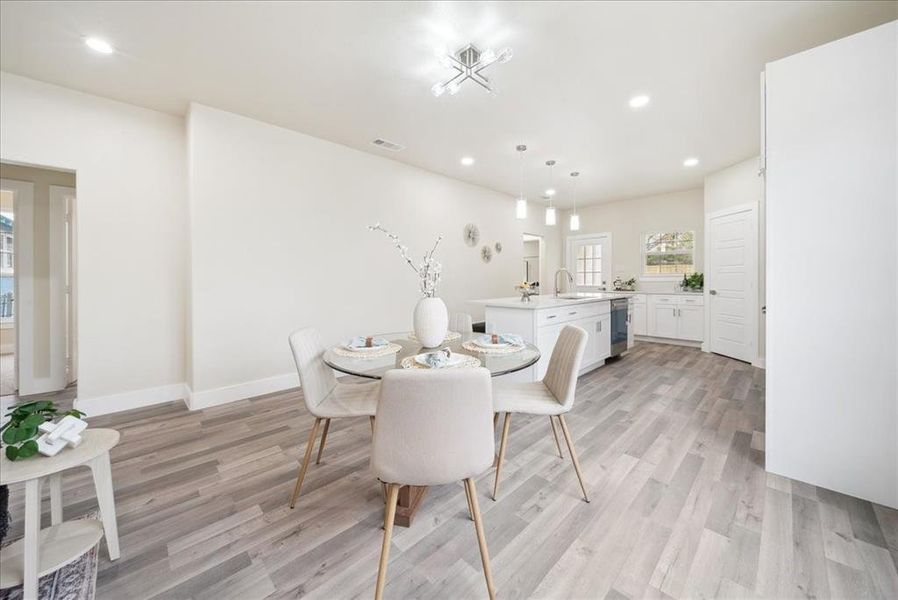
[371,138,405,152]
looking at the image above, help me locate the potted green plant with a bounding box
[1,401,86,461]
[681,272,704,292]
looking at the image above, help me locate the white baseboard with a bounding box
[635,335,703,348]
[74,382,189,417]
[188,372,299,410]
[752,357,766,369]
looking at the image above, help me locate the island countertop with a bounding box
[472,292,635,310]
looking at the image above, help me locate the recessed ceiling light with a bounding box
[460,156,475,166]
[545,188,556,196]
[629,95,650,109]
[683,157,700,167]
[85,37,115,54]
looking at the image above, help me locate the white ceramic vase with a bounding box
[413,297,449,348]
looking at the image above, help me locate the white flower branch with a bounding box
[368,223,443,298]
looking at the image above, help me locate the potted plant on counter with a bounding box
[681,272,704,292]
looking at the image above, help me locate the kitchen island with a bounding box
[472,293,634,382]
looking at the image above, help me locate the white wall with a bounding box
[765,21,897,508]
[187,103,561,404]
[560,189,704,292]
[0,73,189,412]
[703,157,766,361]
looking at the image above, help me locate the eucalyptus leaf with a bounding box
[5,445,18,460]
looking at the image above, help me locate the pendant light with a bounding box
[569,171,581,231]
[544,160,557,226]
[515,144,527,219]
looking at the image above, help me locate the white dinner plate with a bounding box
[342,338,389,352]
[473,335,511,349]
[414,352,468,368]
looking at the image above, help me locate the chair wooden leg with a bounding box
[375,483,400,600]
[492,413,512,500]
[289,417,322,509]
[465,478,496,600]
[370,415,376,436]
[549,416,564,458]
[464,480,474,521]
[493,412,499,429]
[315,418,331,465]
[558,414,590,503]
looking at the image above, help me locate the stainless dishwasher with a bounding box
[610,298,629,357]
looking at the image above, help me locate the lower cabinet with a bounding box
[646,294,704,342]
[534,305,612,379]
[631,302,647,336]
[535,322,563,380]
[651,303,679,338]
[677,304,704,342]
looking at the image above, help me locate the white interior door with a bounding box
[707,204,757,363]
[566,233,612,292]
[3,178,72,396]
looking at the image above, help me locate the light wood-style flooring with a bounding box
[5,343,898,599]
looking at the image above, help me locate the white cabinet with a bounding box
[535,322,563,380]
[487,299,613,382]
[586,313,611,362]
[578,315,600,366]
[631,294,647,336]
[651,303,679,338]
[677,305,704,342]
[646,294,704,342]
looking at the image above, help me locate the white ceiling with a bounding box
[1,1,894,207]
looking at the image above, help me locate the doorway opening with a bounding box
[0,162,77,407]
[522,233,543,293]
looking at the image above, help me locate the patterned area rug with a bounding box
[0,512,99,600]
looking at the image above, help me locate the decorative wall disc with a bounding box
[464,223,480,247]
[495,242,503,253]
[481,245,493,263]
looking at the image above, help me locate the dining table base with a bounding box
[394,484,428,527]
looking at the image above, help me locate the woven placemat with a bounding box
[400,353,481,370]
[407,330,462,343]
[461,340,525,355]
[331,343,402,359]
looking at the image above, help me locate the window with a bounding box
[575,243,603,286]
[642,231,695,276]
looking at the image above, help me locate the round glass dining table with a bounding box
[323,331,539,528]
[323,331,541,379]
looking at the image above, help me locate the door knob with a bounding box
[709,290,718,295]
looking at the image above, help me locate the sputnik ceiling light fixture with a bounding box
[515,144,528,219]
[544,160,557,226]
[432,44,513,97]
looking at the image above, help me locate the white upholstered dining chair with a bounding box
[449,312,474,334]
[491,324,590,502]
[372,368,496,600]
[287,327,380,509]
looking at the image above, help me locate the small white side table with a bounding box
[0,429,120,600]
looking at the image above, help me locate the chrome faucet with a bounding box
[554,268,574,298]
